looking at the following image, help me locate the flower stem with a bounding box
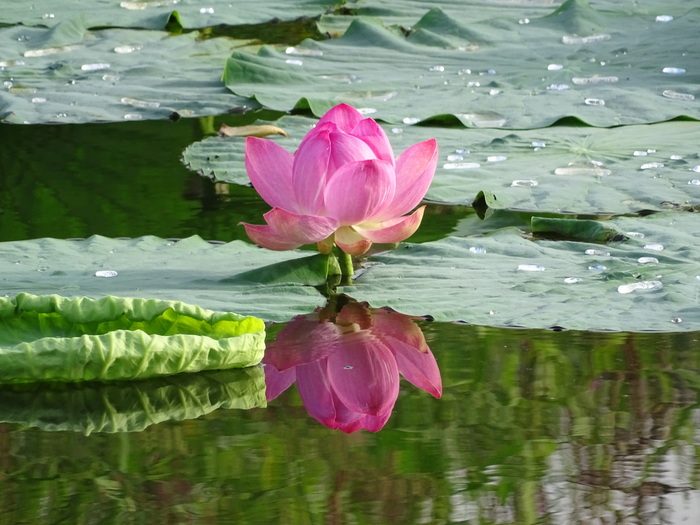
[336,248,354,280]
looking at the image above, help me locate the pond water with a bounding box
[1,119,700,523]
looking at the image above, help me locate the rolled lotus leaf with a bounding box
[0,367,265,434]
[0,293,266,383]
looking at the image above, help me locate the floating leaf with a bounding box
[183,116,700,215]
[0,293,265,384]
[224,3,700,128]
[0,20,254,124]
[219,123,288,138]
[0,236,326,322]
[340,213,700,332]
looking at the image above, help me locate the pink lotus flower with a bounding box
[263,297,442,433]
[240,104,438,255]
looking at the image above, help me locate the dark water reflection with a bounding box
[1,323,699,523]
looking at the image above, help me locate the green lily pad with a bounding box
[224,2,699,128]
[0,236,327,322]
[341,212,700,332]
[183,116,700,215]
[0,19,254,124]
[0,367,265,434]
[0,293,265,383]
[0,0,338,30]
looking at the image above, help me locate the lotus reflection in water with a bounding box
[263,296,442,433]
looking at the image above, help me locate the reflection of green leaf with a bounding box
[341,213,700,331]
[0,293,265,383]
[224,3,700,127]
[0,367,265,434]
[0,236,325,322]
[184,116,700,215]
[0,21,253,124]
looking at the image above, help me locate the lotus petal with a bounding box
[245,137,296,210]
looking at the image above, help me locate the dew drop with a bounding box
[584,98,605,106]
[547,64,564,71]
[669,154,683,160]
[487,155,507,162]
[655,15,673,22]
[554,166,611,176]
[123,113,143,120]
[199,7,214,13]
[443,162,480,169]
[114,44,142,54]
[121,97,160,109]
[518,18,530,24]
[517,264,545,272]
[489,89,502,96]
[564,277,583,284]
[572,76,619,85]
[429,65,445,72]
[458,68,472,75]
[633,150,648,156]
[531,141,546,148]
[402,117,420,125]
[357,107,377,115]
[562,34,611,45]
[691,166,700,173]
[626,231,645,239]
[81,63,111,71]
[42,13,55,19]
[466,81,480,87]
[644,243,664,251]
[37,266,49,272]
[640,162,664,170]
[511,179,538,187]
[688,179,700,185]
[638,257,659,264]
[585,249,609,256]
[454,148,469,155]
[446,154,463,162]
[671,317,682,324]
[469,247,486,254]
[102,74,120,82]
[617,280,662,294]
[285,59,303,66]
[343,365,353,370]
[662,67,686,74]
[285,46,322,57]
[662,90,695,101]
[547,84,570,91]
[390,127,403,134]
[3,81,12,89]
[95,270,118,278]
[588,265,606,271]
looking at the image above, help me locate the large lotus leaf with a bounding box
[183,115,700,215]
[0,293,265,383]
[327,0,694,30]
[224,2,699,128]
[0,367,264,434]
[340,213,700,332]
[0,236,330,322]
[0,0,338,30]
[0,20,254,124]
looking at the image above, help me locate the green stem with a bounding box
[337,249,354,279]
